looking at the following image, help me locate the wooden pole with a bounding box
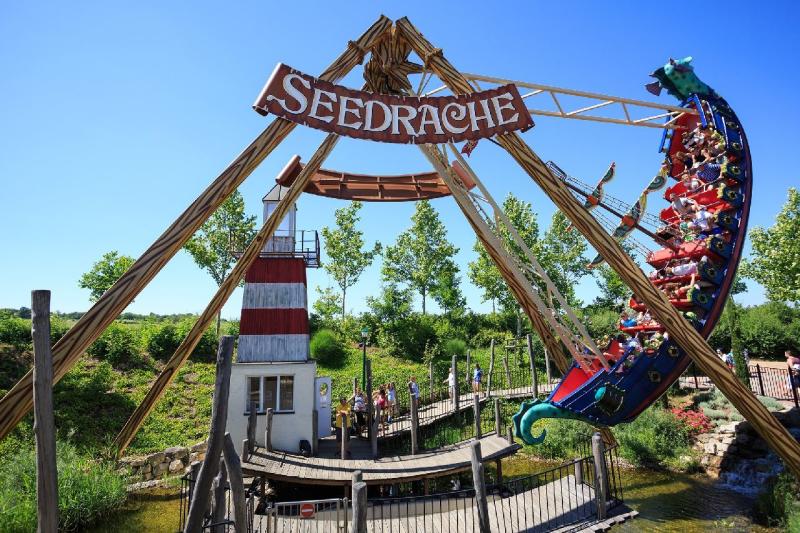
[756,364,765,396]
[351,481,367,533]
[395,15,800,478]
[451,354,459,412]
[32,290,58,533]
[502,348,512,389]
[340,413,349,460]
[247,403,257,446]
[115,133,340,455]
[544,347,552,386]
[264,409,273,453]
[575,457,584,486]
[185,336,234,533]
[591,432,608,519]
[0,16,393,443]
[487,339,495,397]
[465,350,471,387]
[371,402,380,458]
[469,441,491,533]
[211,460,227,533]
[428,361,435,402]
[493,398,501,437]
[312,409,319,457]
[222,433,247,533]
[410,393,419,455]
[527,334,538,397]
[507,426,514,444]
[495,458,503,485]
[473,394,481,439]
[241,439,249,463]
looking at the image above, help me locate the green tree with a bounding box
[740,187,800,303]
[382,200,459,314]
[184,190,256,334]
[312,286,343,328]
[592,242,636,309]
[537,212,589,305]
[320,201,381,318]
[78,251,135,303]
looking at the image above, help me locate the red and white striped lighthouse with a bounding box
[237,185,319,362]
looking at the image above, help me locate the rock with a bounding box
[191,441,207,453]
[165,446,189,459]
[716,442,731,454]
[704,442,717,455]
[189,452,200,463]
[142,472,153,481]
[147,452,166,465]
[168,459,184,474]
[718,422,737,435]
[721,436,734,445]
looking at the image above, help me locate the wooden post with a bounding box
[395,15,800,479]
[451,354,459,412]
[591,432,609,519]
[575,458,584,486]
[544,348,552,387]
[527,334,538,397]
[352,469,363,485]
[495,458,503,485]
[756,364,765,396]
[0,16,394,447]
[241,439,249,463]
[428,361,435,402]
[410,394,419,455]
[503,349,512,389]
[507,426,515,444]
[247,403,257,446]
[340,413,349,460]
[366,359,373,442]
[264,408,273,453]
[212,460,227,533]
[493,398,501,437]
[185,336,234,533]
[351,481,367,533]
[473,394,481,439]
[114,134,342,455]
[32,290,58,533]
[487,339,495,397]
[693,363,699,389]
[222,433,248,533]
[312,409,319,456]
[465,350,471,387]
[469,441,491,533]
[371,402,380,458]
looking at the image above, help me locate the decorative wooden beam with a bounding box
[396,16,800,478]
[114,134,340,455]
[0,15,392,443]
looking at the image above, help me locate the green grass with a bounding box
[0,440,126,532]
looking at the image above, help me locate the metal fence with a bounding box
[680,363,800,406]
[258,498,349,533]
[178,470,258,532]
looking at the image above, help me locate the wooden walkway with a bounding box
[376,382,558,440]
[252,475,637,532]
[242,434,520,487]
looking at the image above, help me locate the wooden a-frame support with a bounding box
[0,16,392,442]
[114,134,339,454]
[394,16,800,478]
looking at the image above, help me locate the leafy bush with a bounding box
[755,472,800,530]
[442,338,467,357]
[584,308,621,340]
[0,441,127,532]
[378,313,439,361]
[176,318,218,361]
[614,407,693,468]
[310,329,346,366]
[669,407,712,435]
[143,321,181,361]
[521,418,594,460]
[470,328,511,349]
[88,322,144,368]
[0,316,31,351]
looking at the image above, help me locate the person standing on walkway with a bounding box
[444,367,456,403]
[386,382,396,424]
[473,363,483,394]
[335,396,351,442]
[408,376,420,409]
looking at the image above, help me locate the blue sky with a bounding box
[1,1,797,319]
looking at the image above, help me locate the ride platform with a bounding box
[241,434,520,487]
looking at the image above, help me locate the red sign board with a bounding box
[253,63,534,144]
[299,503,315,519]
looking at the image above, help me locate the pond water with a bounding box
[92,459,778,532]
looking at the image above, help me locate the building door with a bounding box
[314,377,332,438]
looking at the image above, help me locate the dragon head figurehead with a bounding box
[645,57,714,100]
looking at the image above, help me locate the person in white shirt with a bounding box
[443,367,456,401]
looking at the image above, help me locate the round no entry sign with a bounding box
[299,503,315,519]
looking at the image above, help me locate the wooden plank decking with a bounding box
[252,475,637,532]
[242,435,520,486]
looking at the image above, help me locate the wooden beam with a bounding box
[222,433,247,533]
[185,336,234,533]
[32,290,58,533]
[0,15,393,443]
[114,134,340,454]
[396,16,800,479]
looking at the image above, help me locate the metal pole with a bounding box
[756,364,765,396]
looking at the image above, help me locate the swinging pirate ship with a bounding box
[0,16,797,481]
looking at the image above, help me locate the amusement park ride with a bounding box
[1,15,798,479]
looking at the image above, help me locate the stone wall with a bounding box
[118,441,207,483]
[694,408,800,488]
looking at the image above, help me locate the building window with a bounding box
[245,375,294,413]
